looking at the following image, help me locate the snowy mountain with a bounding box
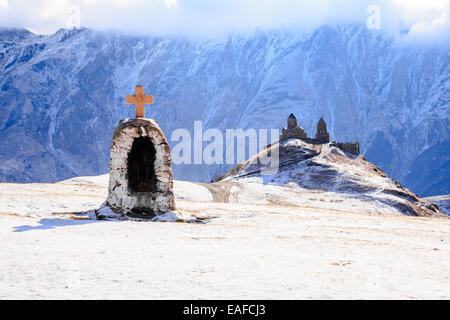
[0,25,449,197]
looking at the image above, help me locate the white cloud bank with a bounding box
[0,0,448,43]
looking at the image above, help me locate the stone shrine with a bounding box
[103,85,176,219]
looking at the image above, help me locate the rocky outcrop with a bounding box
[424,195,450,216]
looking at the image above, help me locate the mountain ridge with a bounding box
[0,25,448,196]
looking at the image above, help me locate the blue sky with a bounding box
[0,0,449,42]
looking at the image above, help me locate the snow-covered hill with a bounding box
[0,25,449,196]
[215,138,446,218]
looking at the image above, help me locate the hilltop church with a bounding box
[279,113,359,155]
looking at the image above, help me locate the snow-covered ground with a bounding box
[0,175,449,299]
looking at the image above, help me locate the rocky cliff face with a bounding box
[424,194,450,216]
[0,25,448,196]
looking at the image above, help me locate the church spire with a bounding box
[315,117,329,142]
[287,113,297,128]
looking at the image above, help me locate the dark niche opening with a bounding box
[127,137,157,193]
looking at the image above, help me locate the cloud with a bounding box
[0,0,448,44]
[157,0,177,10]
[391,0,450,44]
[0,0,7,9]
